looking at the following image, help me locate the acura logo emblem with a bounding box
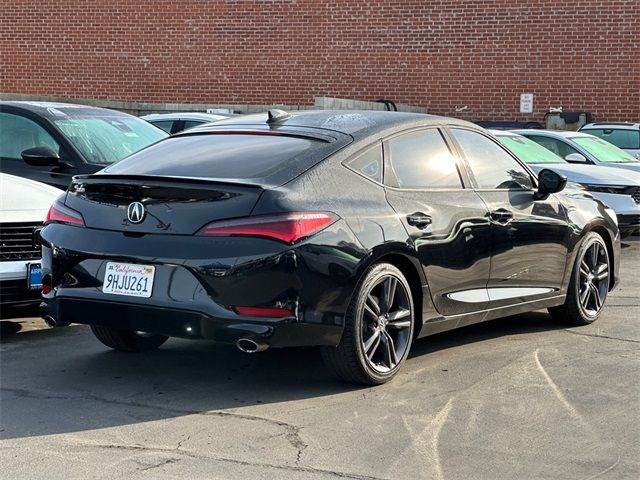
[127,202,146,224]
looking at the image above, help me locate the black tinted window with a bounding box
[0,113,61,159]
[183,120,205,131]
[387,129,462,189]
[151,120,174,133]
[347,144,382,182]
[103,133,344,187]
[451,129,533,190]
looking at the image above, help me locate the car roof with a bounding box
[511,129,594,139]
[489,129,522,137]
[141,112,229,122]
[184,109,479,140]
[580,122,640,130]
[0,100,132,119]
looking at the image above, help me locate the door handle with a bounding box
[406,212,432,229]
[489,208,514,223]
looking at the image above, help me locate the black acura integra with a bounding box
[40,110,620,385]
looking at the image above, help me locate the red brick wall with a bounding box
[1,0,639,121]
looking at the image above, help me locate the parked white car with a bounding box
[579,122,640,160]
[493,131,640,237]
[0,173,60,309]
[513,129,640,173]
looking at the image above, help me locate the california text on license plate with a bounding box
[103,262,155,298]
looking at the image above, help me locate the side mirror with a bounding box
[565,152,588,163]
[21,146,60,167]
[534,168,567,200]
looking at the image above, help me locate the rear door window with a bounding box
[386,129,463,189]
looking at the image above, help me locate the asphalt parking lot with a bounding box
[1,239,638,480]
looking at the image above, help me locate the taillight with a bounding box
[45,202,85,227]
[234,306,294,318]
[196,212,337,244]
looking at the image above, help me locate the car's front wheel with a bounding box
[321,263,415,385]
[548,232,610,325]
[90,325,169,352]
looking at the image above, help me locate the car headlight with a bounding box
[582,184,635,195]
[604,208,618,226]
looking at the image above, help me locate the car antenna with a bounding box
[266,109,290,124]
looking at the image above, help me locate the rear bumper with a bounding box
[41,296,338,347]
[38,222,366,348]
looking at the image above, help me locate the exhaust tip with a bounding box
[236,338,268,353]
[43,315,57,328]
[42,315,70,328]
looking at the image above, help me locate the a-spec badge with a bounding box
[126,202,146,224]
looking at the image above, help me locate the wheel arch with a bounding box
[363,248,428,339]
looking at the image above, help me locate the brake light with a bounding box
[196,212,337,244]
[234,306,294,318]
[45,202,85,227]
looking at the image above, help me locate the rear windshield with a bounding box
[572,137,639,163]
[497,135,565,164]
[102,133,347,186]
[581,128,640,150]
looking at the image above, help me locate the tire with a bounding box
[548,232,610,326]
[321,263,415,385]
[90,325,169,352]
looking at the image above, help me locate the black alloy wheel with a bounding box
[577,240,609,317]
[549,232,610,325]
[322,263,415,385]
[361,273,413,373]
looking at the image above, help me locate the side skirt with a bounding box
[417,294,566,338]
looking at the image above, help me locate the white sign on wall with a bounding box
[520,93,534,114]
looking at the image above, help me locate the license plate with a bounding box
[27,263,43,290]
[102,262,155,298]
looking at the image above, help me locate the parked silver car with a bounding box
[579,122,640,160]
[493,130,640,237]
[513,129,640,173]
[141,112,228,134]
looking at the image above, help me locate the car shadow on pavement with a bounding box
[409,310,564,358]
[1,310,564,440]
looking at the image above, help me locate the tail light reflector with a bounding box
[45,202,85,227]
[196,212,337,244]
[234,306,294,318]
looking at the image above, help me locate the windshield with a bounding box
[572,136,639,163]
[53,115,167,165]
[497,135,565,164]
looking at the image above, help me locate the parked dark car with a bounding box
[0,101,167,189]
[40,110,620,385]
